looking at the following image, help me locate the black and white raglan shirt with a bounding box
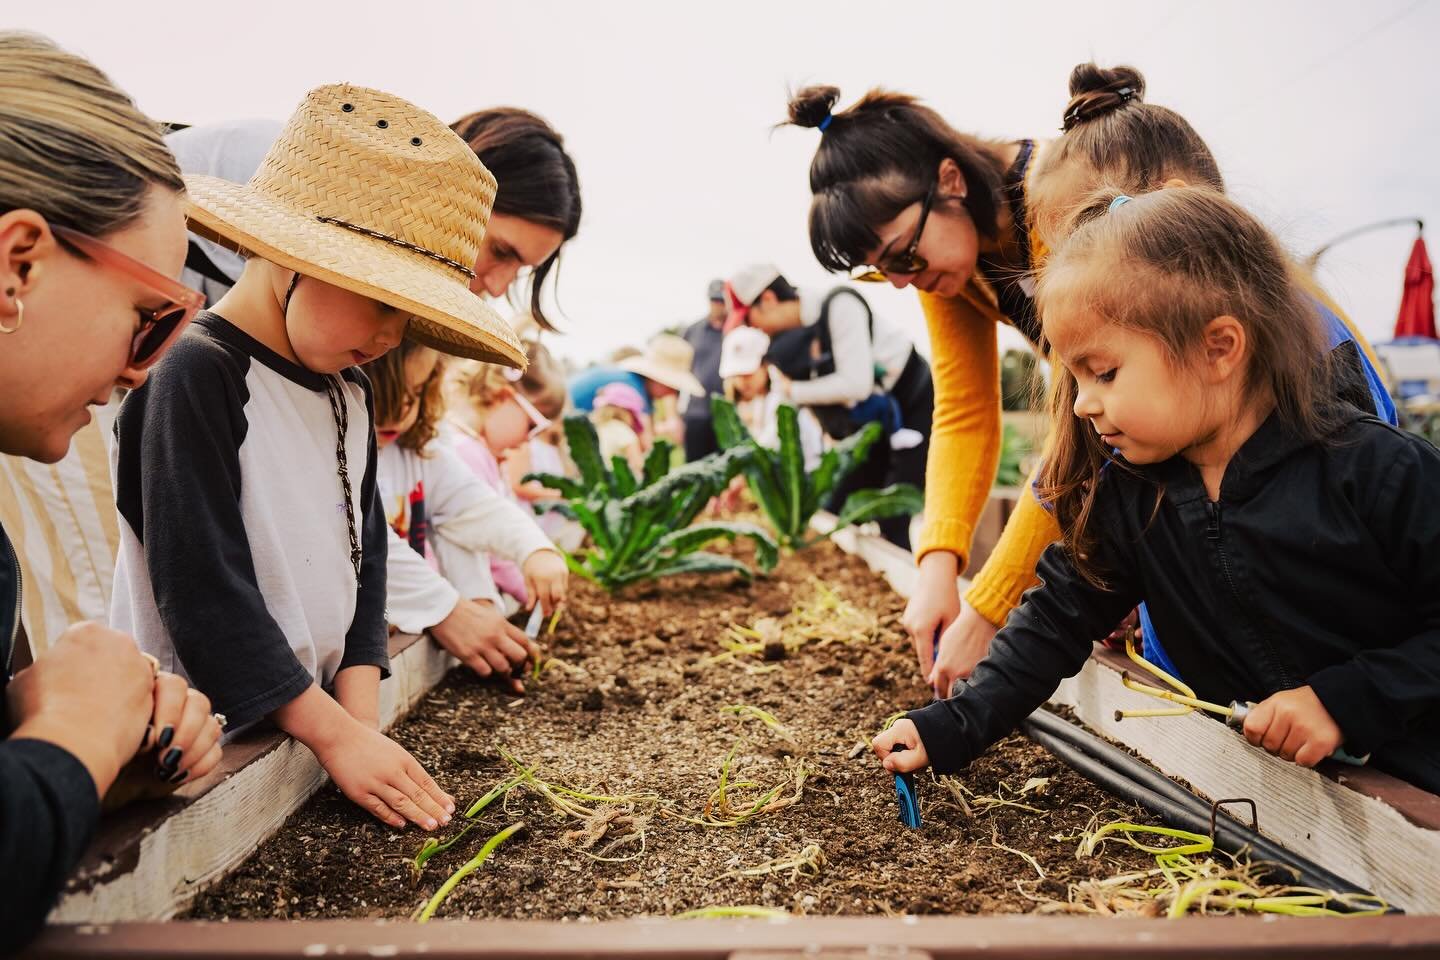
[110,312,389,731]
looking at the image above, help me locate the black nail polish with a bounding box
[160,747,182,771]
[167,769,188,785]
[157,726,175,750]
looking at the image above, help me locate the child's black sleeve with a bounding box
[907,493,1141,775]
[339,371,389,676]
[113,336,313,728]
[0,738,98,953]
[1307,431,1440,756]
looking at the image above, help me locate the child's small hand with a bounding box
[871,718,930,773]
[522,549,568,616]
[1241,685,1344,767]
[430,598,536,692]
[314,719,455,831]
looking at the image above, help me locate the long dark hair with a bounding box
[783,85,1009,273]
[451,108,581,331]
[1036,187,1340,586]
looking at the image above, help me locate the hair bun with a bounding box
[1061,64,1146,131]
[787,85,841,129]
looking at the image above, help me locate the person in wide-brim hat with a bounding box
[619,332,706,398]
[185,83,524,366]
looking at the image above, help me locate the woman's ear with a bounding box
[1201,315,1247,382]
[938,157,968,199]
[0,210,53,309]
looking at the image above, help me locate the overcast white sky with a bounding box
[14,0,1437,366]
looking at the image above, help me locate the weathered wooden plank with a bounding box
[49,634,455,923]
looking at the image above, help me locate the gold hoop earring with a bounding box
[0,298,21,335]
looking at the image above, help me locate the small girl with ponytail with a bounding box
[874,187,1440,793]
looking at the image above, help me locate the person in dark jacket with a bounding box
[0,32,223,951]
[875,187,1440,793]
[680,278,728,461]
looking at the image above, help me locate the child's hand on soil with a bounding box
[872,718,930,773]
[522,549,568,616]
[1242,685,1344,767]
[430,598,537,693]
[313,719,455,831]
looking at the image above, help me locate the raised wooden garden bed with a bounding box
[24,511,1440,958]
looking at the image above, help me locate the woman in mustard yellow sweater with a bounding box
[785,64,1393,697]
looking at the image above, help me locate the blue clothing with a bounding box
[568,367,651,414]
[1140,297,1398,671]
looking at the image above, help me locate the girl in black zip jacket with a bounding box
[875,186,1440,794]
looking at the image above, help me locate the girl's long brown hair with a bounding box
[1035,186,1341,586]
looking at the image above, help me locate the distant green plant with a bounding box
[711,397,923,549]
[526,415,777,590]
[995,423,1033,488]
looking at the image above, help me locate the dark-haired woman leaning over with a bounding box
[783,63,1393,699]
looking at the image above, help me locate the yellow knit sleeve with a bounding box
[914,288,1003,569]
[963,465,1060,626]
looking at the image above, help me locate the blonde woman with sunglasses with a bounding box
[0,32,223,949]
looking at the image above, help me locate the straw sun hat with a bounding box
[619,333,706,397]
[183,84,524,367]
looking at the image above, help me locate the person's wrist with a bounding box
[918,551,959,581]
[11,717,123,798]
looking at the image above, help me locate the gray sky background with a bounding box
[14,0,1437,366]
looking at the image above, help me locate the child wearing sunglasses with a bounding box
[365,343,566,690]
[442,357,569,615]
[110,84,529,833]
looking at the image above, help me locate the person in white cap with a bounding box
[725,264,932,548]
[719,326,824,471]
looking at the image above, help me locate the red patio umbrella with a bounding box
[1395,232,1436,339]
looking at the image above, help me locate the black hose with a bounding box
[1019,710,1399,913]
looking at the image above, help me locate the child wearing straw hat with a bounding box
[110,84,526,833]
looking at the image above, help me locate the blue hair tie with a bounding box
[818,113,834,132]
[1109,194,1133,212]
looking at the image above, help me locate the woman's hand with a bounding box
[7,621,155,797]
[141,672,224,785]
[902,552,962,692]
[930,601,1000,698]
[871,718,930,773]
[522,549,568,616]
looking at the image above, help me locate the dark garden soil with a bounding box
[187,540,1163,922]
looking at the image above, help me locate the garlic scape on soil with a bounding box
[526,415,777,589]
[710,397,924,549]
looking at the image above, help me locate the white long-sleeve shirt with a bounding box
[786,287,914,408]
[378,441,553,634]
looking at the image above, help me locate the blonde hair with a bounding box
[518,339,567,420]
[445,358,515,423]
[0,32,184,236]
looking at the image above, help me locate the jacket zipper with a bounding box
[1205,500,1295,689]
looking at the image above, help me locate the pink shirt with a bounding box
[445,422,528,604]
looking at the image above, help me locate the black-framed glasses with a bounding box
[850,181,937,283]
